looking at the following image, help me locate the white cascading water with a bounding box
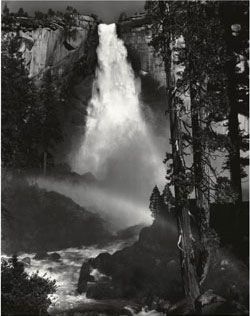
[72,23,165,202]
[32,23,166,229]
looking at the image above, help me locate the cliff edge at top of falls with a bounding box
[2,12,166,86]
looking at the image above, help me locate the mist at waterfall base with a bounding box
[35,23,166,231]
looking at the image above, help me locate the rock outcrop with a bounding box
[77,203,249,314]
[15,15,97,79]
[77,215,184,306]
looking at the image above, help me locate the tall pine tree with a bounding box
[145,0,234,308]
[149,185,161,218]
[219,1,249,204]
[145,1,201,308]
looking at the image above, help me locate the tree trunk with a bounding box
[43,151,47,176]
[219,2,243,204]
[228,67,242,204]
[169,94,200,309]
[165,40,200,309]
[190,84,212,286]
[190,100,210,225]
[186,2,212,285]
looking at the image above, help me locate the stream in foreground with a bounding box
[17,242,125,313]
[3,240,163,315]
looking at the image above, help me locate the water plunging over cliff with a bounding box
[72,24,164,199]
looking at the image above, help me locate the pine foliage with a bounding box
[1,255,56,316]
[2,35,63,171]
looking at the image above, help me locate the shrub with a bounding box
[1,255,56,316]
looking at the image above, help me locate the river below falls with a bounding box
[3,241,135,314]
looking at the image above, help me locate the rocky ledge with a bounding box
[76,209,249,315]
[78,214,183,308]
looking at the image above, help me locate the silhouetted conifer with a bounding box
[149,185,161,218]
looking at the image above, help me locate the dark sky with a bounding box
[4,1,145,23]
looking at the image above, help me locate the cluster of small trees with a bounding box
[33,6,78,21]
[146,0,248,310]
[2,4,86,35]
[149,185,163,219]
[149,184,174,220]
[2,4,29,18]
[2,3,79,21]
[2,34,62,173]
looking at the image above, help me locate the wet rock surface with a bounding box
[78,216,183,304]
[77,212,249,315]
[34,252,62,262]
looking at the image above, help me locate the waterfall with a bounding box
[70,23,165,221]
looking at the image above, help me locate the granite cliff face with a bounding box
[118,15,166,87]
[18,15,166,86]
[17,15,97,79]
[16,14,164,85]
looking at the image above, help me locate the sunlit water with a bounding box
[72,23,164,184]
[29,176,153,231]
[2,241,128,313]
[69,23,166,223]
[3,240,164,315]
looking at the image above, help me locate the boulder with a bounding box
[21,256,31,265]
[201,299,248,315]
[34,251,49,260]
[78,262,95,293]
[86,281,118,300]
[49,252,61,261]
[196,289,226,307]
[194,289,249,315]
